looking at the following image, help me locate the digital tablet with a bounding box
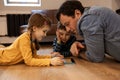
[64,58,75,64]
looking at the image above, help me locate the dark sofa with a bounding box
[20,10,83,42]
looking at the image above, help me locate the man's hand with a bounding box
[70,42,84,56]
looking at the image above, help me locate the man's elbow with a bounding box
[87,56,104,63]
[86,52,104,63]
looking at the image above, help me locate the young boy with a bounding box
[53,22,76,57]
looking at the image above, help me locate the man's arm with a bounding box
[79,14,105,62]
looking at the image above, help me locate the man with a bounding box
[56,0,120,62]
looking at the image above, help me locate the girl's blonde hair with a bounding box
[28,13,52,54]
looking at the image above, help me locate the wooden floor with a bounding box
[0,45,120,80]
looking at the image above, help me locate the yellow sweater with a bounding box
[0,32,51,66]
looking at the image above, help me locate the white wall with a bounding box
[0,0,65,35]
[80,0,112,9]
[0,0,120,35]
[0,17,7,35]
[112,0,120,10]
[0,0,65,15]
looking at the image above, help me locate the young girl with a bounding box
[0,13,64,67]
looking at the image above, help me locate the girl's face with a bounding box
[32,25,50,41]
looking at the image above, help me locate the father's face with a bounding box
[60,14,78,34]
[59,10,82,34]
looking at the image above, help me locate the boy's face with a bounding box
[59,10,81,34]
[57,29,71,43]
[33,25,50,41]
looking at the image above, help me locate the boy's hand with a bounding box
[70,42,84,56]
[50,57,64,66]
[56,31,61,43]
[51,52,64,59]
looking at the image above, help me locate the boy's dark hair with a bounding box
[57,22,66,31]
[56,0,84,21]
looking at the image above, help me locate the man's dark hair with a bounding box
[56,0,84,21]
[116,9,120,15]
[57,22,66,31]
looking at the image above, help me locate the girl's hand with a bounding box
[51,52,64,59]
[50,57,64,66]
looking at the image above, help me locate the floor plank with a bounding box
[0,45,120,80]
